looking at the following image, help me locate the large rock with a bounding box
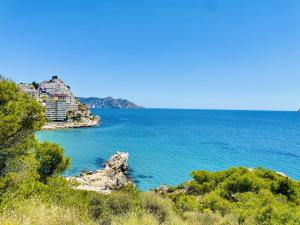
[104,151,128,172]
[68,151,132,194]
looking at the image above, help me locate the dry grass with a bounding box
[112,210,159,225]
[0,199,96,225]
[0,193,239,225]
[183,211,239,225]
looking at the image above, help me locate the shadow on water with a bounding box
[127,167,135,174]
[124,167,154,186]
[137,175,153,179]
[127,168,154,187]
[262,149,298,159]
[94,157,106,168]
[134,180,141,184]
[133,175,154,187]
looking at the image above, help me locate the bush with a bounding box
[106,191,136,215]
[167,167,300,224]
[174,195,199,212]
[88,194,107,220]
[271,176,297,201]
[35,142,70,182]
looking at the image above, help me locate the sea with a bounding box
[37,109,300,191]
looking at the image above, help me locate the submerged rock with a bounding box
[68,151,132,194]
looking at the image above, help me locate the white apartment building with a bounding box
[39,79,78,112]
[20,78,79,121]
[45,99,67,122]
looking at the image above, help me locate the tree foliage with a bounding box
[0,78,45,149]
[36,142,70,182]
[0,77,69,192]
[31,81,39,89]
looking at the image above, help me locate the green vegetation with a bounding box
[66,103,89,122]
[51,75,58,80]
[165,167,300,224]
[0,78,45,150]
[0,77,299,224]
[35,142,70,182]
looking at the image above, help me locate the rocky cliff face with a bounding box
[68,152,132,194]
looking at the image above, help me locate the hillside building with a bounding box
[20,77,80,122]
[45,94,67,121]
[19,84,39,99]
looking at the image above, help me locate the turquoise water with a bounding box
[37,109,300,190]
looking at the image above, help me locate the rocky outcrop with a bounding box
[104,152,128,172]
[42,116,100,130]
[68,152,132,194]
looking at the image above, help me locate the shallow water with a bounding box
[37,109,300,190]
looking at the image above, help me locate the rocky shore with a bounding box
[42,116,100,130]
[68,151,133,194]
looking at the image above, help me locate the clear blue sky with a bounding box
[1,0,300,110]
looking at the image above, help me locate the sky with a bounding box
[0,0,300,110]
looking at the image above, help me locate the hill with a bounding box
[19,76,99,129]
[78,97,144,109]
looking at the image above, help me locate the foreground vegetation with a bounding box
[0,77,299,225]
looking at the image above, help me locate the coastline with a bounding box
[42,116,100,130]
[38,109,300,190]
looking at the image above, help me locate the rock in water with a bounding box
[68,151,132,194]
[104,151,129,172]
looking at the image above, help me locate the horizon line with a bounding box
[93,107,298,112]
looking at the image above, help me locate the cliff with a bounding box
[78,97,144,109]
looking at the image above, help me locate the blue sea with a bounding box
[37,109,300,190]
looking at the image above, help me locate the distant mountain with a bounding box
[78,97,144,109]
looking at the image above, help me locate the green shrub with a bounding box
[168,167,300,224]
[35,142,70,182]
[106,191,135,215]
[141,192,171,223]
[271,176,297,201]
[174,194,199,212]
